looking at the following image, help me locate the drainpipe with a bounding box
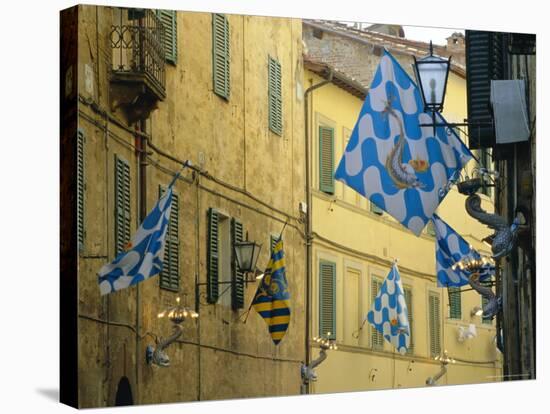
[303,69,333,394]
[135,118,148,403]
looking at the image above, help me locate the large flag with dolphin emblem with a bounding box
[367,262,410,354]
[98,179,175,295]
[334,50,473,236]
[433,213,494,287]
[252,237,290,345]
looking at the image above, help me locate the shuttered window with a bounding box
[114,155,131,256]
[428,293,442,357]
[268,56,282,135]
[231,218,245,309]
[448,287,462,319]
[404,287,414,354]
[481,279,493,324]
[319,260,336,340]
[371,278,384,349]
[159,186,179,291]
[207,208,220,303]
[370,202,383,215]
[77,129,85,249]
[157,10,177,64]
[319,126,334,194]
[212,13,230,99]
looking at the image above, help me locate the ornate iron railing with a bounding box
[110,8,165,99]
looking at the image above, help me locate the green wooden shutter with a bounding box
[404,287,414,354]
[268,56,282,135]
[157,10,177,64]
[212,13,230,99]
[77,129,85,249]
[319,126,335,194]
[319,261,336,340]
[231,218,245,310]
[371,279,384,349]
[448,287,462,319]
[370,202,383,215]
[207,208,220,303]
[159,186,180,291]
[114,155,131,256]
[481,279,493,324]
[429,293,442,357]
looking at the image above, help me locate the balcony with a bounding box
[110,8,166,124]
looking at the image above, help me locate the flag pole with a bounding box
[168,160,193,188]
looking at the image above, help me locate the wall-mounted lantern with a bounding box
[234,238,263,286]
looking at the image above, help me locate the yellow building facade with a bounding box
[303,22,502,393]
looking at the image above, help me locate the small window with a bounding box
[159,186,179,291]
[212,14,230,99]
[114,155,131,256]
[448,287,462,319]
[428,293,442,357]
[404,287,414,354]
[268,56,283,135]
[319,126,335,194]
[156,10,177,64]
[319,260,336,340]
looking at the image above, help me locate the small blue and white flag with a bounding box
[334,50,473,236]
[98,182,175,295]
[433,214,493,287]
[367,263,410,354]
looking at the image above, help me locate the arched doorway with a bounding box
[114,376,134,406]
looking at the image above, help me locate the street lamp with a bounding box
[413,41,451,134]
[413,41,451,115]
[234,236,263,285]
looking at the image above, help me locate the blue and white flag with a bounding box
[334,50,473,236]
[367,263,410,354]
[98,183,175,295]
[433,214,493,287]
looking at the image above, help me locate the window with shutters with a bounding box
[156,10,177,64]
[371,278,384,349]
[428,293,442,357]
[114,155,131,256]
[77,129,85,250]
[212,13,230,99]
[481,279,494,324]
[319,260,336,340]
[159,186,179,291]
[231,218,244,310]
[404,287,414,354]
[448,287,462,319]
[268,56,283,135]
[319,126,334,194]
[207,208,220,303]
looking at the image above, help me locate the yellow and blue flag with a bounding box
[252,237,290,345]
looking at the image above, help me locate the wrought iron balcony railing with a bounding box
[110,8,166,101]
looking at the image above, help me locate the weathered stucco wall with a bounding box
[76,5,306,407]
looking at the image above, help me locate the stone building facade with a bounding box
[70,5,306,407]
